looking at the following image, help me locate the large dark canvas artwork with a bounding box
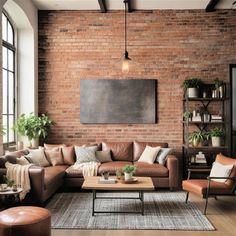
[80,79,157,124]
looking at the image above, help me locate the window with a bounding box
[2,13,16,145]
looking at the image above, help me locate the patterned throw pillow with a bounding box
[25,149,50,167]
[75,146,99,164]
[156,148,173,165]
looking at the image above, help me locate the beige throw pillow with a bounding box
[95,150,112,163]
[25,149,50,167]
[210,161,234,183]
[45,147,64,166]
[16,156,30,165]
[138,145,161,164]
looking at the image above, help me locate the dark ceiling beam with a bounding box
[127,0,133,12]
[205,0,220,12]
[98,0,107,13]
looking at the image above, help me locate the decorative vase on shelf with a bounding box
[211,137,221,147]
[187,88,198,98]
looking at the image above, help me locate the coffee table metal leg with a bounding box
[92,190,96,216]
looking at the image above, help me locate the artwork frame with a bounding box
[80,79,157,124]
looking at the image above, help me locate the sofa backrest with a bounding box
[102,142,133,162]
[133,140,168,161]
[0,149,29,168]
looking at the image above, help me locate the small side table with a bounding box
[0,188,23,206]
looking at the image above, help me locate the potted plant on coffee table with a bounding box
[122,165,137,181]
[208,127,224,147]
[189,131,205,147]
[181,78,202,98]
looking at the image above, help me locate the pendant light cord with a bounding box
[124,0,127,52]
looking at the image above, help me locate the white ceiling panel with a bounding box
[32,0,236,10]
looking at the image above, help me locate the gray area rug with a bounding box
[46,191,215,230]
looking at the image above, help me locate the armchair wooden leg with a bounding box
[185,192,189,203]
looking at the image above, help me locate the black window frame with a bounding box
[2,12,16,147]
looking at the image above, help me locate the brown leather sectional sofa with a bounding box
[0,141,179,204]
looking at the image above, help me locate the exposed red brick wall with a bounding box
[38,10,236,151]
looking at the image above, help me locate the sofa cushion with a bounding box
[156,148,173,165]
[102,142,133,161]
[44,143,66,149]
[133,141,168,161]
[75,146,99,164]
[95,150,112,163]
[0,149,30,167]
[44,165,68,189]
[45,148,64,166]
[62,146,75,165]
[134,162,169,177]
[25,149,50,167]
[138,146,161,164]
[98,161,132,175]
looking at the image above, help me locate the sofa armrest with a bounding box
[166,155,179,189]
[28,165,45,203]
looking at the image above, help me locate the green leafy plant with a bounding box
[0,126,6,135]
[183,111,191,121]
[3,175,15,187]
[122,165,137,174]
[14,113,54,141]
[189,131,205,142]
[214,78,224,89]
[181,78,202,90]
[208,127,224,138]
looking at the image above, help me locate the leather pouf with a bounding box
[0,206,51,236]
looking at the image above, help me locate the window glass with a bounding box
[2,47,7,69]
[8,72,14,114]
[8,49,14,72]
[2,115,7,143]
[7,21,13,45]
[2,13,16,145]
[2,14,7,42]
[2,70,7,114]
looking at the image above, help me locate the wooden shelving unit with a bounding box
[182,83,230,178]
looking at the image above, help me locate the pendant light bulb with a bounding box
[122,51,131,74]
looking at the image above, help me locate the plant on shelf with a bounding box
[189,131,205,147]
[122,165,137,181]
[183,111,192,122]
[14,113,54,148]
[207,127,224,147]
[181,78,202,98]
[214,78,224,98]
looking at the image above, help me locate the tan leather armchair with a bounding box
[182,154,236,214]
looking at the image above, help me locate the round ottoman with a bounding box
[0,206,51,236]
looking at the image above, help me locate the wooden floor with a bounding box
[52,193,236,236]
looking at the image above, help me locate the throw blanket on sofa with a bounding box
[5,162,33,200]
[66,162,101,177]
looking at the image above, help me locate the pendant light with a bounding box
[122,0,131,74]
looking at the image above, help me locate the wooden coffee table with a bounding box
[82,176,154,216]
